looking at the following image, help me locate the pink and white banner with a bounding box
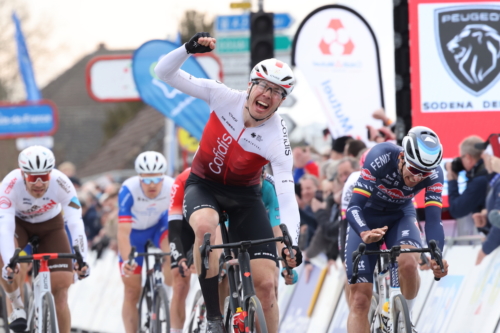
[292,5,384,140]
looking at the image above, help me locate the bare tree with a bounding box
[178,10,214,44]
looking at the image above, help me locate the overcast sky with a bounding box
[23,0,340,86]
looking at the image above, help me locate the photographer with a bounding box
[475,152,500,265]
[446,136,489,233]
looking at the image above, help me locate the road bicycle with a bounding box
[7,241,86,333]
[128,241,171,333]
[351,240,444,333]
[200,215,295,333]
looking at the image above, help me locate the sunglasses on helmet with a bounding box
[140,176,164,185]
[24,172,51,184]
[404,161,434,178]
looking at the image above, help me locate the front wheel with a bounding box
[41,293,58,333]
[245,296,268,333]
[368,292,378,332]
[187,290,207,333]
[392,294,412,333]
[151,285,170,333]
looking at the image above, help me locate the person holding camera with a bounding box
[474,152,500,264]
[446,136,489,234]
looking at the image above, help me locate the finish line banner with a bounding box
[410,0,500,157]
[292,5,384,140]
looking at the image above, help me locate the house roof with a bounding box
[77,106,165,178]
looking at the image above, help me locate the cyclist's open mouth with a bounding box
[255,100,269,112]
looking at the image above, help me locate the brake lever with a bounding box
[279,224,295,260]
[428,240,444,281]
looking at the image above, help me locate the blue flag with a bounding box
[132,40,210,140]
[12,12,41,101]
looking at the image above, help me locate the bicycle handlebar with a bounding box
[199,223,297,279]
[8,246,86,272]
[127,246,170,266]
[350,240,445,284]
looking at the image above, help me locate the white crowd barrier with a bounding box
[67,239,500,333]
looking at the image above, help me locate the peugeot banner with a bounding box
[292,5,384,140]
[409,0,500,156]
[132,40,210,140]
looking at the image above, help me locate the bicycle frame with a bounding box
[8,245,84,333]
[351,240,444,332]
[130,242,170,332]
[29,255,58,333]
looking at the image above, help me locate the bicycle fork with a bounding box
[31,260,59,333]
[376,260,400,332]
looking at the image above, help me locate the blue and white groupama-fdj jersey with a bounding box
[0,169,88,265]
[346,142,445,250]
[118,176,174,230]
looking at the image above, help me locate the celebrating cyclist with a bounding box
[345,127,449,333]
[0,146,89,333]
[154,32,301,333]
[117,151,174,333]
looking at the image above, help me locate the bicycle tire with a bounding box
[151,284,170,333]
[138,279,153,333]
[41,293,58,333]
[245,295,268,333]
[23,282,32,313]
[0,286,9,332]
[368,292,378,333]
[392,294,412,333]
[223,296,232,332]
[188,290,207,333]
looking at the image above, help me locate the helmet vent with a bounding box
[36,156,40,169]
[261,64,268,75]
[158,164,164,170]
[43,159,47,170]
[405,141,415,159]
[29,160,34,170]
[281,76,292,82]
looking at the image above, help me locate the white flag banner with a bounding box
[293,5,384,140]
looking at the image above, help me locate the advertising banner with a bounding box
[132,40,211,140]
[279,265,322,333]
[409,0,500,157]
[0,101,58,139]
[292,5,384,140]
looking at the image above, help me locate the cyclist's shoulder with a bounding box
[50,169,76,195]
[1,168,23,188]
[422,165,444,186]
[363,142,401,172]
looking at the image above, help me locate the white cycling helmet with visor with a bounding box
[402,126,443,172]
[135,151,167,174]
[18,146,55,174]
[249,58,296,96]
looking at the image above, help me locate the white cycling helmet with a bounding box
[135,151,167,174]
[402,126,443,170]
[18,146,55,174]
[249,58,296,96]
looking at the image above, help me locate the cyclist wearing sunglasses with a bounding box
[0,145,89,333]
[154,32,301,333]
[344,126,449,333]
[117,151,174,333]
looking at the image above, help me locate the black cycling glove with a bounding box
[185,32,213,54]
[282,245,303,267]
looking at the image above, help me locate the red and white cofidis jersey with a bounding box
[118,176,174,230]
[155,45,300,244]
[168,168,190,222]
[0,169,88,265]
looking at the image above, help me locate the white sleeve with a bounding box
[0,176,17,266]
[58,176,88,261]
[154,45,218,104]
[342,172,359,214]
[269,143,300,245]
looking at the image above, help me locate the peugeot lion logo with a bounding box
[435,6,500,96]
